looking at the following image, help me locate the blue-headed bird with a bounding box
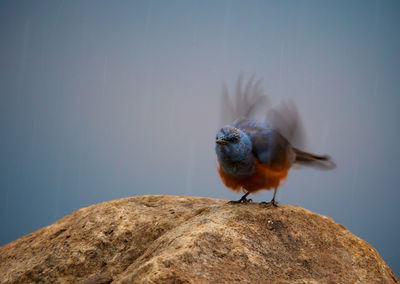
[215,76,335,206]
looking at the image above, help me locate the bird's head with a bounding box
[215,126,252,161]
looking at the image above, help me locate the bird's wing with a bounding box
[266,99,308,150]
[220,75,269,127]
[220,75,307,150]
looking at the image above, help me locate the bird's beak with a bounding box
[216,138,227,145]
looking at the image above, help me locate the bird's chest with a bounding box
[219,157,255,178]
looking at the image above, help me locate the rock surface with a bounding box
[0,195,398,283]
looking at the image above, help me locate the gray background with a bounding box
[1,0,399,276]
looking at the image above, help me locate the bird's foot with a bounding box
[261,200,279,207]
[229,198,253,204]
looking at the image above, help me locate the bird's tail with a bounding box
[293,148,336,170]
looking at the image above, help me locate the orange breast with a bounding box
[217,157,290,193]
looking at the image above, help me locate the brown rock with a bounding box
[0,195,398,283]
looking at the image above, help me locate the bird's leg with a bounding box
[229,191,252,204]
[261,188,279,207]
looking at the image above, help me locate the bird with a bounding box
[215,75,335,206]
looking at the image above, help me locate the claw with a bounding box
[261,188,279,207]
[228,192,252,204]
[229,198,252,204]
[261,200,279,207]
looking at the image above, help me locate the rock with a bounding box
[0,195,398,283]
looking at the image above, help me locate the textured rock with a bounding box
[0,195,398,283]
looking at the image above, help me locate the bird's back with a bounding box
[233,118,295,172]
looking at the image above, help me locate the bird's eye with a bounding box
[232,136,239,143]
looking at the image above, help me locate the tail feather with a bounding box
[293,148,336,170]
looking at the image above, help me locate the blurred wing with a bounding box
[220,75,308,152]
[220,75,269,127]
[266,99,308,150]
